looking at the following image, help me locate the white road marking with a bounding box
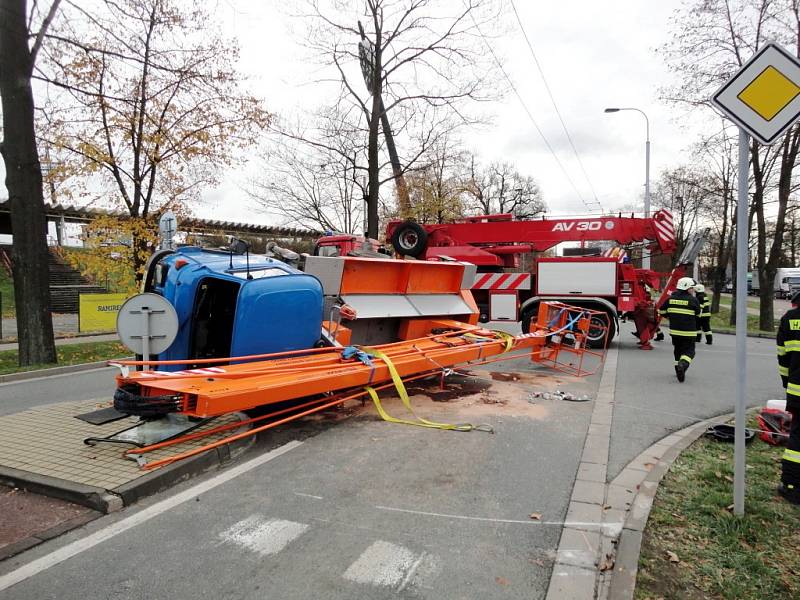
[343,540,427,589]
[375,504,538,524]
[219,516,308,556]
[374,505,621,533]
[293,492,323,500]
[0,440,303,593]
[396,552,428,592]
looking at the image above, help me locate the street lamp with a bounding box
[605,107,651,269]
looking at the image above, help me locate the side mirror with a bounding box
[229,238,249,255]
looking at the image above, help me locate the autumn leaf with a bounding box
[666,550,680,563]
[529,512,542,520]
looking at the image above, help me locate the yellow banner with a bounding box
[79,293,128,332]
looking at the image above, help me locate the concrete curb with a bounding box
[0,465,121,513]
[0,358,131,384]
[602,412,733,600]
[545,344,618,600]
[713,329,775,339]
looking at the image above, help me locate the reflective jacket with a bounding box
[658,290,700,337]
[696,291,711,318]
[777,306,800,406]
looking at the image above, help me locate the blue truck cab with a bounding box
[144,246,323,370]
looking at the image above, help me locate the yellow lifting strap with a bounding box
[363,347,493,433]
[492,329,515,353]
[460,330,515,353]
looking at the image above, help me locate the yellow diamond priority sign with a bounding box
[712,43,800,145]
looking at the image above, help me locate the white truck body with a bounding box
[776,267,800,297]
[750,268,800,297]
[536,261,617,296]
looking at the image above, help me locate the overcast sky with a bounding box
[194,0,711,227]
[4,1,718,231]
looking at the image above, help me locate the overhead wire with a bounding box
[509,0,603,212]
[467,6,594,211]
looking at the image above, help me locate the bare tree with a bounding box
[404,134,468,224]
[0,0,60,366]
[662,0,800,329]
[297,0,500,238]
[248,108,365,234]
[465,155,545,219]
[693,125,739,313]
[39,0,269,280]
[652,166,713,262]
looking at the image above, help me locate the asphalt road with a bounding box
[0,321,784,599]
[0,367,117,417]
[609,322,782,480]
[0,325,604,600]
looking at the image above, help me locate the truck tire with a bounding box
[520,304,537,334]
[586,313,615,349]
[391,221,428,257]
[521,303,615,349]
[478,304,490,323]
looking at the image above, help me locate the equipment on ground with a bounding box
[705,423,755,444]
[100,246,608,468]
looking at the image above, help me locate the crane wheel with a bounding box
[586,313,615,349]
[391,221,428,257]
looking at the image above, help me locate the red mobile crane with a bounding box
[385,210,698,348]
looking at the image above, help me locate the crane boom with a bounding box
[386,210,676,267]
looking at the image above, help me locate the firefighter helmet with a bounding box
[676,277,695,291]
[791,289,800,305]
[694,283,705,293]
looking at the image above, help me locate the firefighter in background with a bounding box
[694,283,713,345]
[776,289,800,505]
[659,277,701,382]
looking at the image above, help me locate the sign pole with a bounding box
[710,41,800,515]
[734,127,749,516]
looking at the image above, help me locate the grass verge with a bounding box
[635,418,800,599]
[0,270,14,318]
[711,307,775,337]
[717,294,761,310]
[0,341,130,376]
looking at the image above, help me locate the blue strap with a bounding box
[341,346,374,367]
[548,308,566,328]
[342,346,377,384]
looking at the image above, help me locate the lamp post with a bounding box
[605,107,651,270]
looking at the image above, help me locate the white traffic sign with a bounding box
[712,42,800,145]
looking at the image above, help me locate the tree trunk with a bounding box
[710,187,732,314]
[757,128,797,330]
[367,92,380,239]
[0,0,57,366]
[729,238,737,327]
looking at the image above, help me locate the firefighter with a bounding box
[776,289,800,505]
[694,283,713,345]
[658,277,701,382]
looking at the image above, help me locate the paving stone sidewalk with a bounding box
[0,398,248,509]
